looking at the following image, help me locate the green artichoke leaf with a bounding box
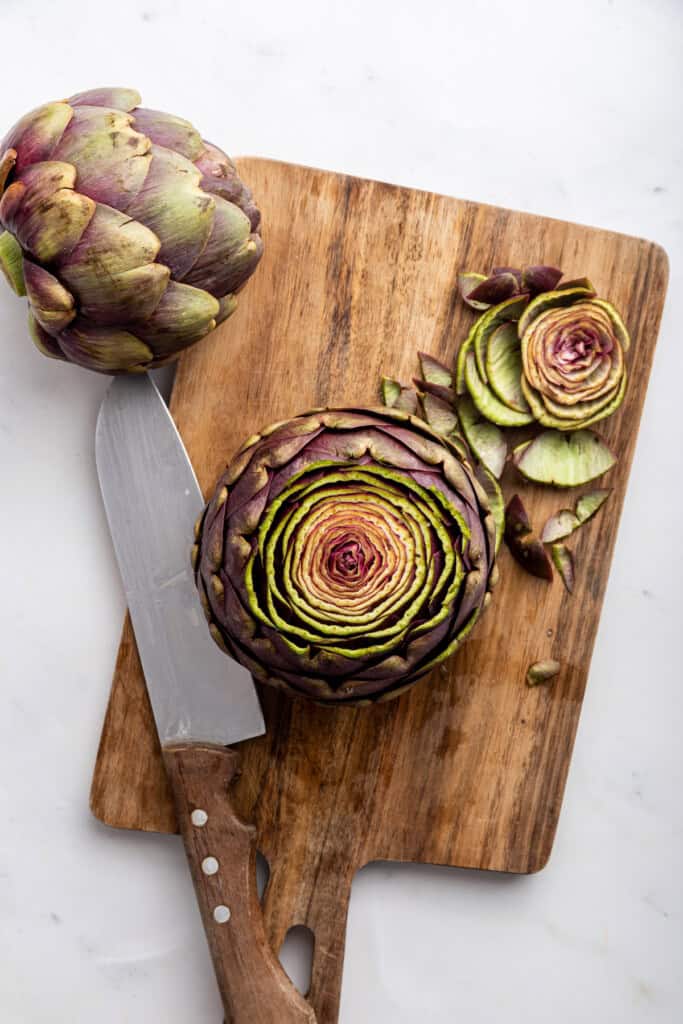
[52,105,151,210]
[418,350,454,388]
[541,509,580,543]
[57,321,153,372]
[419,390,458,435]
[485,321,531,414]
[125,144,214,280]
[456,394,508,478]
[132,107,204,161]
[575,488,611,524]
[381,376,402,407]
[474,293,530,383]
[1,163,96,264]
[464,351,534,428]
[133,281,219,356]
[380,376,418,414]
[455,329,475,396]
[513,429,616,487]
[68,88,141,111]
[474,464,504,554]
[552,543,575,593]
[23,259,75,333]
[0,230,26,295]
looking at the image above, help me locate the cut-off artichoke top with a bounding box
[0,88,262,373]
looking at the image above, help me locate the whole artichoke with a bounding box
[0,88,262,373]
[194,408,498,705]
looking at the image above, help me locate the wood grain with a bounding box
[163,744,317,1024]
[91,159,668,1023]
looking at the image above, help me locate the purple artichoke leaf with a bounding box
[467,272,520,306]
[413,377,456,407]
[504,493,532,538]
[522,265,563,296]
[458,271,491,310]
[491,267,523,285]
[505,533,554,582]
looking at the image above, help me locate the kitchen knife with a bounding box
[96,373,316,1024]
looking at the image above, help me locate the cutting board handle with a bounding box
[163,743,317,1024]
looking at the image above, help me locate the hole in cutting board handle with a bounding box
[279,925,315,996]
[256,851,270,903]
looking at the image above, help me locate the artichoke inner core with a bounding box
[525,303,624,408]
[245,465,469,654]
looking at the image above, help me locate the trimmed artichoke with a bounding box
[194,408,498,705]
[0,88,262,373]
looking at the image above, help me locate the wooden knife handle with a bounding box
[163,743,317,1024]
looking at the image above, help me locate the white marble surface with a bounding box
[0,0,681,1020]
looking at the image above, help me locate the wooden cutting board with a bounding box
[90,159,668,1022]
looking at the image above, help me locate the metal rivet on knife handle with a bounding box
[163,744,318,1022]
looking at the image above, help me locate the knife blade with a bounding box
[96,374,316,1024]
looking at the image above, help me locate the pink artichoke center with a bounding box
[327,532,375,584]
[552,323,613,369]
[325,528,378,585]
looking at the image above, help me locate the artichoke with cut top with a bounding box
[0,88,262,373]
[193,408,498,705]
